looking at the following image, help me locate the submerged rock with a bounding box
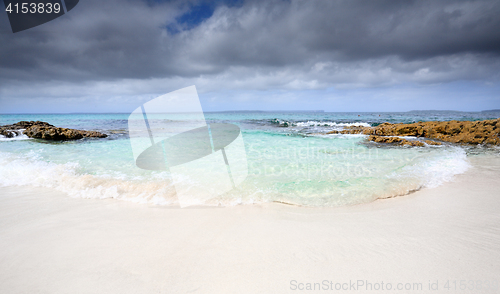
[367,135,442,147]
[327,118,500,146]
[368,135,423,146]
[270,118,292,127]
[0,121,107,140]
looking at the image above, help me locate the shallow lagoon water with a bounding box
[0,111,498,206]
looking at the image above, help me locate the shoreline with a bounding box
[1,155,499,293]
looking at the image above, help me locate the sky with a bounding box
[0,0,499,113]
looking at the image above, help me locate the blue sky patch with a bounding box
[166,0,243,34]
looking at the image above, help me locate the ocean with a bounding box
[1,111,499,207]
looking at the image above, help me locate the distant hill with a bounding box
[210,110,325,113]
[481,109,500,113]
[408,110,462,113]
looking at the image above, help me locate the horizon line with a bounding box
[1,109,500,115]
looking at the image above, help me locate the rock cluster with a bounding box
[327,118,500,146]
[0,121,107,140]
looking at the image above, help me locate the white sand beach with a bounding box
[1,155,499,294]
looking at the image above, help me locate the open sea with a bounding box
[1,111,499,207]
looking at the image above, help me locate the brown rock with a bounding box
[0,121,107,140]
[0,121,52,138]
[24,126,107,140]
[368,135,425,147]
[424,140,442,146]
[331,118,500,145]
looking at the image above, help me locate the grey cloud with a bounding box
[0,0,499,94]
[181,0,500,66]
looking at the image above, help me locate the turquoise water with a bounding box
[0,111,499,206]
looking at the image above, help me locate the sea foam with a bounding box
[0,151,177,205]
[0,144,471,207]
[0,130,32,141]
[378,147,470,199]
[296,121,371,128]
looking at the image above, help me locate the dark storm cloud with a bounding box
[178,0,500,68]
[0,0,180,81]
[0,0,499,94]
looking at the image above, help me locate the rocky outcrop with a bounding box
[0,121,51,138]
[0,121,107,140]
[327,118,500,145]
